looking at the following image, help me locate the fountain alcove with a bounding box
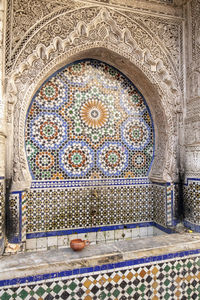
[7,49,176,249]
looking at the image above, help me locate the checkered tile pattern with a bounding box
[1,256,200,299]
[153,184,166,227]
[7,193,19,239]
[184,180,200,225]
[26,184,166,233]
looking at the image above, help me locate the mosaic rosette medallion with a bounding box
[30,113,67,150]
[59,141,94,177]
[35,77,67,109]
[25,59,154,180]
[97,142,129,176]
[121,117,151,151]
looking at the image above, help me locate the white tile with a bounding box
[139,227,148,237]
[47,236,58,248]
[147,226,153,236]
[68,234,78,243]
[87,232,97,243]
[105,230,114,241]
[26,239,37,250]
[77,233,88,240]
[97,231,106,243]
[132,228,139,239]
[114,229,124,240]
[124,229,132,240]
[57,236,69,247]
[37,237,47,250]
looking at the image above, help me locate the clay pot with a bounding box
[70,239,90,251]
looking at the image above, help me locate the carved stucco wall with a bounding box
[5,1,184,191]
[0,0,6,255]
[184,0,200,229]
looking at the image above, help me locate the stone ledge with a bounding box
[0,233,200,281]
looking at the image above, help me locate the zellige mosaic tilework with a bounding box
[26,185,155,233]
[25,59,154,181]
[184,179,200,229]
[1,254,200,300]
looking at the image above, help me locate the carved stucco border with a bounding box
[6,7,181,190]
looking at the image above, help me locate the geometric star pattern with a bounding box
[25,59,154,180]
[26,184,166,233]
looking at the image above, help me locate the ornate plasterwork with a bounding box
[191,0,200,61]
[5,6,181,190]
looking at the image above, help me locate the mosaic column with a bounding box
[0,0,6,255]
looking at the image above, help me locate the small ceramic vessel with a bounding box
[70,239,90,251]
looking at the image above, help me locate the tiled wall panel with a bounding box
[26,185,154,233]
[184,179,200,229]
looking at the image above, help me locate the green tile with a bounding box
[187,261,193,268]
[164,279,170,286]
[187,287,192,295]
[126,287,133,295]
[139,284,146,292]
[113,289,120,297]
[164,265,170,272]
[99,292,106,300]
[68,282,77,291]
[18,290,29,300]
[196,259,200,266]
[36,287,45,297]
[164,292,170,300]
[0,292,11,300]
[53,284,62,294]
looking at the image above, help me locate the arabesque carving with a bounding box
[5,7,182,190]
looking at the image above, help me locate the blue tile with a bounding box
[79,267,90,274]
[94,266,101,272]
[100,265,107,271]
[107,263,115,270]
[73,269,80,275]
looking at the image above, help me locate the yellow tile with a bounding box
[152,267,159,275]
[84,296,92,300]
[152,281,158,289]
[186,275,192,282]
[175,277,181,284]
[152,296,159,300]
[113,274,121,283]
[99,276,107,285]
[139,270,146,278]
[84,279,92,289]
[122,275,125,279]
[126,272,134,280]
[175,290,181,297]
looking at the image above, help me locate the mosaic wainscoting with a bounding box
[26,185,153,233]
[184,178,200,231]
[6,193,20,242]
[25,183,169,235]
[152,184,166,227]
[1,251,200,300]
